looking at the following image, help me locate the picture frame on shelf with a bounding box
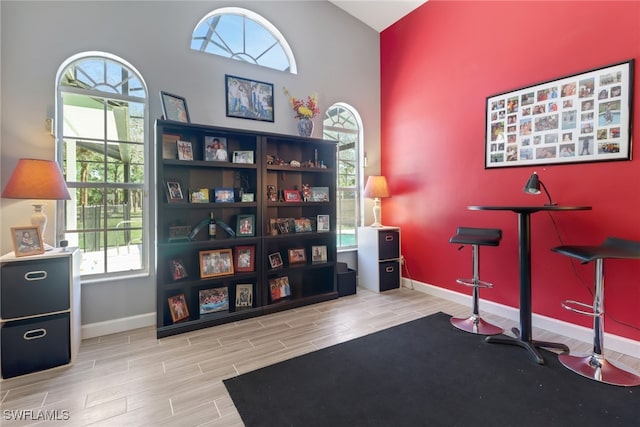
[241,193,255,202]
[236,214,255,237]
[199,248,234,279]
[168,225,191,242]
[165,180,185,203]
[269,276,291,302]
[214,188,235,203]
[235,284,253,309]
[268,252,284,269]
[189,188,210,203]
[234,245,255,272]
[204,136,228,162]
[160,91,190,123]
[198,287,229,315]
[232,150,254,164]
[310,187,330,202]
[283,189,301,202]
[293,218,312,233]
[276,218,293,234]
[312,245,328,263]
[225,74,274,122]
[485,59,633,168]
[11,226,45,257]
[269,218,278,236]
[162,140,178,159]
[169,258,188,281]
[316,214,330,232]
[168,294,189,323]
[288,248,306,265]
[176,140,193,160]
[266,185,277,202]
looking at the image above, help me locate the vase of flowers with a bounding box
[284,88,320,137]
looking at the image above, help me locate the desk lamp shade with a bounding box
[363,175,390,227]
[2,159,71,244]
[523,171,556,206]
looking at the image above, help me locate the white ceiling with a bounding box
[329,0,427,32]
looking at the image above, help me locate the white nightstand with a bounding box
[357,226,401,292]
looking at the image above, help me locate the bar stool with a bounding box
[449,227,503,335]
[551,237,640,387]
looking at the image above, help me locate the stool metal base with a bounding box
[559,353,640,387]
[450,315,503,335]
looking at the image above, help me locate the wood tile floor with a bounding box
[1,287,638,426]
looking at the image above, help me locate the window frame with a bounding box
[55,52,150,280]
[323,103,364,250]
[191,7,297,74]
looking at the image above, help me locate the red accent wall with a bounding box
[381,0,640,341]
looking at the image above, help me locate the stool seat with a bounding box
[450,227,502,246]
[551,236,640,387]
[552,237,640,263]
[449,227,503,335]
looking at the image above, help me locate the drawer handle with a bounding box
[385,235,394,242]
[24,271,48,281]
[23,328,47,340]
[385,266,395,273]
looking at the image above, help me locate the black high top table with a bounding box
[468,205,592,364]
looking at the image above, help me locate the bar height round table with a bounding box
[467,205,592,364]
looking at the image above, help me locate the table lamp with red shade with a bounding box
[2,158,71,249]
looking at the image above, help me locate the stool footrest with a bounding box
[561,299,600,317]
[456,278,493,289]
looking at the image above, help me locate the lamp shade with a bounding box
[363,175,390,199]
[2,159,71,200]
[523,172,541,194]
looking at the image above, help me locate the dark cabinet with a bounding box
[357,227,402,292]
[155,120,337,338]
[0,248,81,379]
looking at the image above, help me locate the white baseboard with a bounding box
[404,278,640,359]
[81,312,156,339]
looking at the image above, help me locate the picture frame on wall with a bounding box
[160,91,190,123]
[225,74,274,122]
[485,59,634,168]
[11,226,45,257]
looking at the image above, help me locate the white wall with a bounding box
[0,1,380,329]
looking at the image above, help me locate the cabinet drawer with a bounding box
[378,230,400,260]
[1,257,70,319]
[379,260,400,291]
[1,313,71,378]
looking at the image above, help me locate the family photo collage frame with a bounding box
[485,60,633,168]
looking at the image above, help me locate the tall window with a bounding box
[323,104,362,249]
[191,7,297,73]
[56,53,148,277]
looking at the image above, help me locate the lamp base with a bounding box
[369,222,384,228]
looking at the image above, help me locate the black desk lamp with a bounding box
[523,172,556,206]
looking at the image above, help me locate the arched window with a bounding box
[56,52,148,277]
[191,7,297,73]
[323,104,363,249]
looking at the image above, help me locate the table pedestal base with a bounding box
[485,327,569,365]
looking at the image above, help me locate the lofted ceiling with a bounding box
[328,0,427,32]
